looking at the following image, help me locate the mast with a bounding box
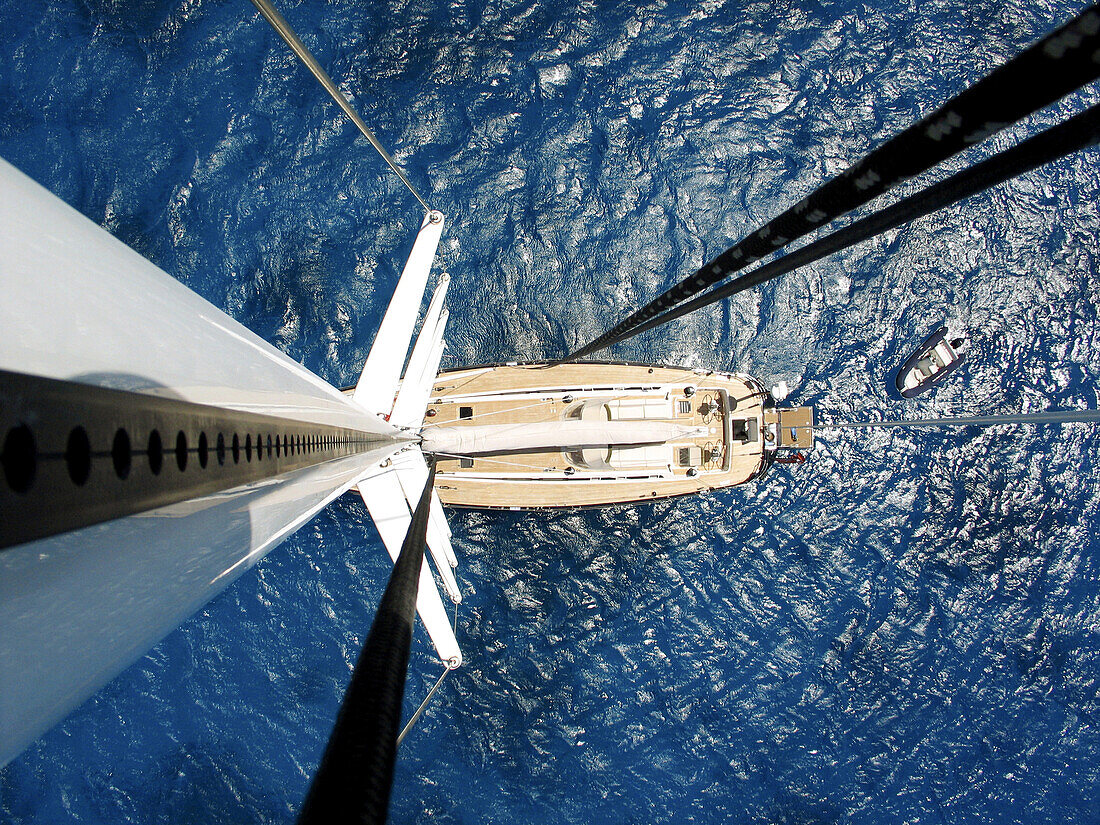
[0,159,410,766]
[1,0,463,770]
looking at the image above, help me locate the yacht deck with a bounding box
[423,363,776,508]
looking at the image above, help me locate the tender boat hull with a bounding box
[894,326,967,399]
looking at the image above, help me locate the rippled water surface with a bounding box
[2,0,1100,822]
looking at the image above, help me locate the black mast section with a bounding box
[565,5,1100,359]
[298,461,437,825]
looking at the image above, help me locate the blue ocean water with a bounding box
[3,0,1100,822]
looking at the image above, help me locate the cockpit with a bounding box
[561,390,740,473]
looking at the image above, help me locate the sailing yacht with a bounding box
[0,155,810,767]
[422,363,812,508]
[0,0,811,770]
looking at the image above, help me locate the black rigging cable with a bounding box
[565,4,1100,359]
[614,102,1100,343]
[298,461,437,825]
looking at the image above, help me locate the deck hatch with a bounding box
[731,418,759,443]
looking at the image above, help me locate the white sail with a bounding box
[0,449,399,767]
[0,160,398,435]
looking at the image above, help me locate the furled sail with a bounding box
[422,420,706,456]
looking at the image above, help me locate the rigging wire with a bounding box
[819,409,1100,430]
[396,667,452,747]
[427,450,547,471]
[564,5,1100,359]
[395,543,464,747]
[248,0,432,213]
[609,101,1100,343]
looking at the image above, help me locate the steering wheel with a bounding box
[699,393,719,423]
[703,441,721,469]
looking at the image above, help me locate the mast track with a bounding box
[0,369,390,550]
